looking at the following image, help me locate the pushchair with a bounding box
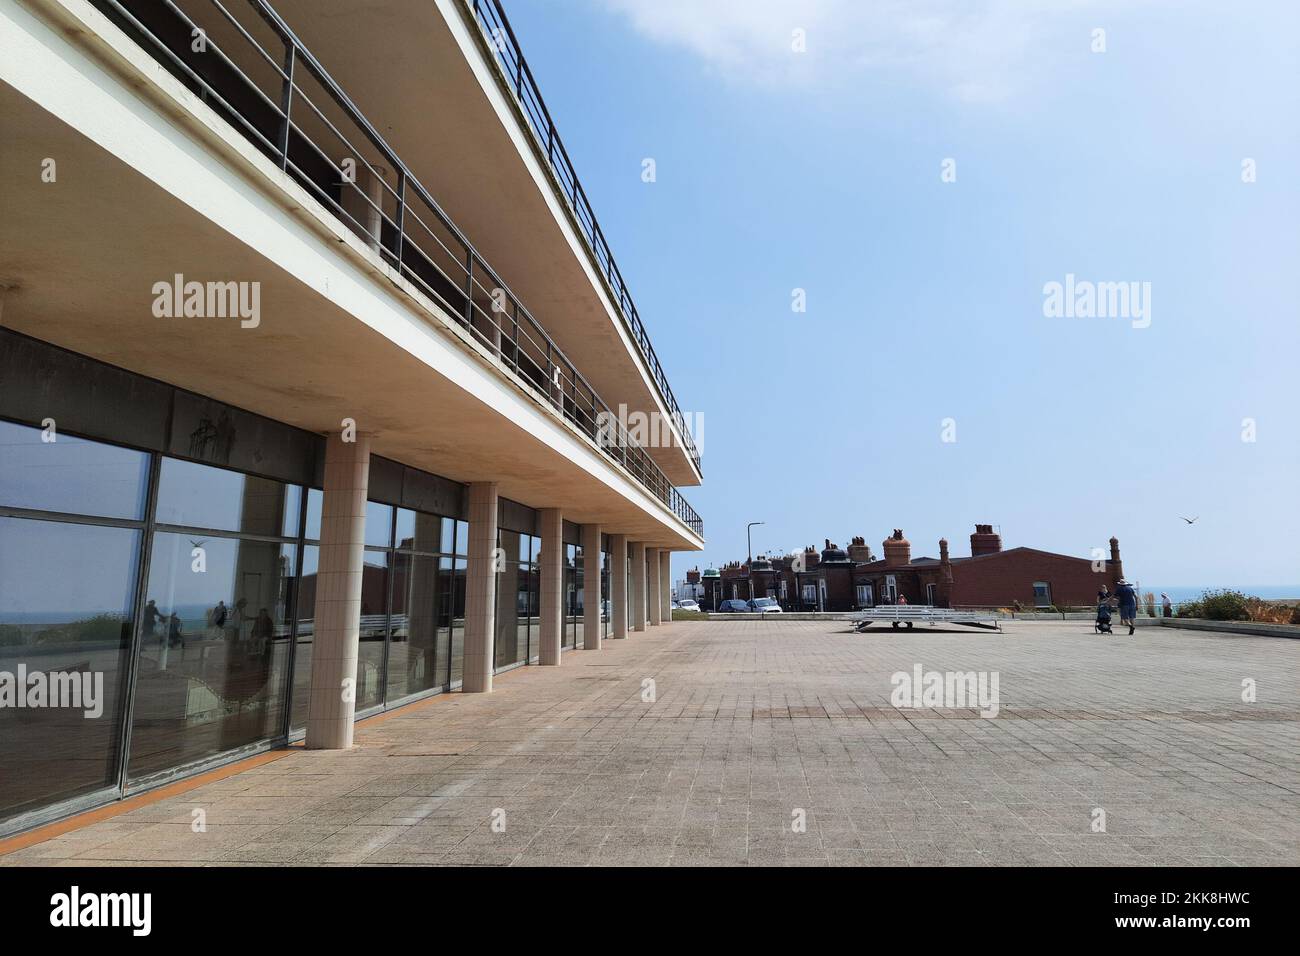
[1094,602,1114,634]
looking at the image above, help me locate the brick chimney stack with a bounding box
[882,529,911,568]
[804,545,820,569]
[847,535,874,563]
[937,538,954,607]
[1109,536,1123,585]
[686,567,701,585]
[970,524,1002,556]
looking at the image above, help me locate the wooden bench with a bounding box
[849,606,1001,632]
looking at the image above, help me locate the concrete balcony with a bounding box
[0,0,702,550]
[263,0,703,486]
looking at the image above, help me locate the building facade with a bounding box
[0,0,701,834]
[713,527,1126,612]
[674,567,703,603]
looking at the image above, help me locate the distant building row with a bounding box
[678,526,1127,611]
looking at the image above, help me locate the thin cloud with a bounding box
[595,0,1139,104]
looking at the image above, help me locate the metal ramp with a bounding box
[849,606,1002,632]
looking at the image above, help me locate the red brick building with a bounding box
[711,526,1126,611]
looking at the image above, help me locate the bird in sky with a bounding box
[1179,516,1199,525]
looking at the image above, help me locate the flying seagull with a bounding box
[1179,516,1199,525]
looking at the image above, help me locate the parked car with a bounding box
[677,599,700,611]
[717,599,750,613]
[748,597,783,614]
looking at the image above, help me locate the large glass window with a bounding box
[495,530,537,669]
[155,456,295,537]
[564,543,582,649]
[356,548,390,712]
[365,502,394,549]
[1,414,476,824]
[0,419,148,520]
[128,532,295,782]
[289,544,318,732]
[449,555,467,687]
[0,516,140,824]
[386,509,453,702]
[601,548,611,638]
[293,502,458,719]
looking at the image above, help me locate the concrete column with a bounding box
[461,482,498,693]
[306,431,371,749]
[539,508,564,665]
[341,162,387,253]
[630,542,647,633]
[647,548,662,626]
[582,524,602,650]
[660,550,672,624]
[610,534,628,640]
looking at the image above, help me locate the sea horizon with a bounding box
[1138,585,1299,603]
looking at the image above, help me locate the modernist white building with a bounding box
[0,0,703,833]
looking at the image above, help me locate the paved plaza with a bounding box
[4,620,1297,867]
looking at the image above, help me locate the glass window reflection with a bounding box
[356,548,389,711]
[0,419,148,520]
[386,552,447,701]
[0,516,139,823]
[128,533,295,781]
[365,502,393,549]
[155,457,295,537]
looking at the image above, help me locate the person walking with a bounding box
[1161,593,1173,618]
[1114,580,1138,635]
[142,599,164,646]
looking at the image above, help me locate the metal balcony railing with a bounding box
[91,0,702,538]
[466,0,702,476]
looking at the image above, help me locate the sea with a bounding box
[1141,586,1299,602]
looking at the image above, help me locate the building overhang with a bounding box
[0,0,701,550]
[264,0,703,486]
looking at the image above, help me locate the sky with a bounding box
[497,0,1300,589]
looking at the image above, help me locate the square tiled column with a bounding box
[582,523,602,650]
[461,482,499,693]
[306,431,371,749]
[647,548,662,626]
[630,542,647,633]
[660,550,672,624]
[539,508,564,665]
[609,534,628,640]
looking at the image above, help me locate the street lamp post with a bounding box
[746,521,764,603]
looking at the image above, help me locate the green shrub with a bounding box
[0,623,25,647]
[32,614,127,645]
[672,609,709,621]
[1177,600,1203,619]
[1196,589,1250,622]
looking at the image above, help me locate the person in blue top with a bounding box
[1114,580,1139,635]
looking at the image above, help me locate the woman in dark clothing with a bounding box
[1114,580,1138,635]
